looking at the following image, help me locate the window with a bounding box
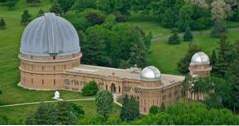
[42,66,45,71]
[163,95,166,100]
[42,79,44,85]
[54,79,56,85]
[106,85,108,90]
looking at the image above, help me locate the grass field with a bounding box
[127,20,239,74]
[1,0,239,124]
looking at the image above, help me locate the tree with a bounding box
[56,0,74,14]
[95,90,113,119]
[210,49,217,72]
[25,102,84,125]
[25,103,58,124]
[26,0,40,5]
[132,102,239,125]
[120,95,140,121]
[0,18,6,29]
[82,25,115,66]
[71,0,96,12]
[168,29,180,44]
[183,26,193,41]
[83,9,106,25]
[111,24,149,68]
[82,81,98,96]
[37,9,44,17]
[21,10,31,25]
[81,23,150,68]
[211,20,227,38]
[0,116,8,124]
[4,0,17,9]
[210,0,230,38]
[177,43,201,74]
[103,14,116,29]
[226,41,239,112]
[177,4,193,31]
[149,105,161,114]
[55,102,78,125]
[213,35,233,76]
[49,0,63,16]
[211,0,231,22]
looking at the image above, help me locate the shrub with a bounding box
[183,26,193,41]
[82,81,98,96]
[0,18,6,29]
[21,10,32,25]
[168,29,180,44]
[149,105,161,114]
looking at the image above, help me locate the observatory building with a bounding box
[19,13,184,114]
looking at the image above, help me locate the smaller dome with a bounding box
[140,66,161,81]
[191,51,210,65]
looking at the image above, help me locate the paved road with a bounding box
[0,98,95,108]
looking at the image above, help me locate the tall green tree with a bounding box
[25,102,84,125]
[37,9,44,17]
[168,29,180,44]
[120,95,140,121]
[112,24,149,68]
[0,116,8,125]
[49,0,63,15]
[210,49,217,72]
[71,0,96,12]
[177,44,201,74]
[82,25,115,66]
[183,26,193,41]
[55,102,78,125]
[56,0,74,14]
[21,10,32,25]
[4,0,17,9]
[226,41,239,112]
[0,18,6,29]
[213,35,233,76]
[211,20,227,38]
[25,103,58,124]
[95,90,113,119]
[177,4,193,31]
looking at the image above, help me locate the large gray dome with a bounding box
[20,13,80,56]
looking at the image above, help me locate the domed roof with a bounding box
[140,66,161,81]
[20,13,80,56]
[191,51,210,65]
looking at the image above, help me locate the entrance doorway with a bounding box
[111,83,116,93]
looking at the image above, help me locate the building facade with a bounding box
[18,13,185,114]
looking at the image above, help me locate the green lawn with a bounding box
[127,20,239,74]
[1,0,239,124]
